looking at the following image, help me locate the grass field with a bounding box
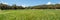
[0,9,60,20]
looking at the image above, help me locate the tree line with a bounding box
[0,3,25,10]
[0,3,60,10]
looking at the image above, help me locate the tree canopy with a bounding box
[0,3,60,10]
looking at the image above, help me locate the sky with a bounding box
[0,0,60,6]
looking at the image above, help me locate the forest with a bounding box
[0,3,60,10]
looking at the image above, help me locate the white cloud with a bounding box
[22,4,27,7]
[0,0,8,5]
[22,5,26,7]
[47,2,51,5]
[2,2,8,4]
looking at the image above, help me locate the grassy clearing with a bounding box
[0,9,60,20]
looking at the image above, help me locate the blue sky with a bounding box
[0,0,60,6]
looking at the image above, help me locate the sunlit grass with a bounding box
[0,9,60,20]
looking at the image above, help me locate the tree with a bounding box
[0,3,9,10]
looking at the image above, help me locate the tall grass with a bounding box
[0,9,60,20]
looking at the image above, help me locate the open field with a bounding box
[0,9,60,20]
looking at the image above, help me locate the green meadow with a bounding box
[0,9,60,20]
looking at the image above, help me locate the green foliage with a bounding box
[0,3,60,10]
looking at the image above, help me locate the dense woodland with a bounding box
[0,3,60,10]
